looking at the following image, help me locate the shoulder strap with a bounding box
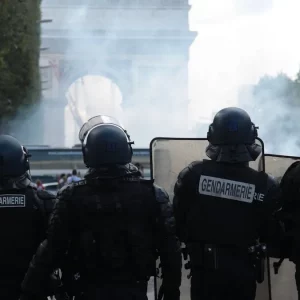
[27,188,47,222]
[73,179,87,187]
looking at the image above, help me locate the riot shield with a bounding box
[263,154,300,300]
[149,137,265,300]
[150,137,264,202]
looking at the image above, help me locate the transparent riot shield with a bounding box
[149,137,265,300]
[150,137,264,201]
[263,154,300,300]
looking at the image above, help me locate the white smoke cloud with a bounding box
[189,0,300,116]
[188,0,300,155]
[37,0,300,152]
[41,1,194,147]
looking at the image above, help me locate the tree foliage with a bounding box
[0,0,41,131]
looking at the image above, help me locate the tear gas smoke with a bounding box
[40,0,194,148]
[238,76,300,156]
[7,0,300,155]
[189,0,300,156]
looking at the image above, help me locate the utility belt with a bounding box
[182,242,267,283]
[248,243,267,283]
[55,269,149,300]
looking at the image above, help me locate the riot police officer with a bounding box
[20,115,182,300]
[275,161,300,299]
[173,107,280,300]
[0,135,55,300]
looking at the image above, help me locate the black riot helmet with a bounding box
[79,115,134,168]
[0,135,30,178]
[206,107,261,163]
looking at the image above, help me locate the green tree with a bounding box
[0,0,41,135]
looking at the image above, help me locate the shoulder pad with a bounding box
[35,190,56,213]
[187,160,203,172]
[177,166,190,180]
[177,160,203,181]
[37,189,56,200]
[189,160,203,169]
[281,161,300,186]
[266,174,279,186]
[153,184,169,203]
[28,182,37,190]
[57,184,74,200]
[285,161,300,174]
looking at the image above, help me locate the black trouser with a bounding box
[79,281,148,300]
[294,260,300,300]
[290,245,300,300]
[0,277,36,300]
[0,289,47,300]
[190,249,257,300]
[0,290,20,300]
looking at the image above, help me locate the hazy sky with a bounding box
[188,0,300,121]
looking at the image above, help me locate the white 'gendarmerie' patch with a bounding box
[199,176,255,203]
[0,195,26,208]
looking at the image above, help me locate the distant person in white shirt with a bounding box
[58,173,66,189]
[66,169,81,184]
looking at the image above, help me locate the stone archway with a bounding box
[59,60,133,108]
[42,59,133,146]
[64,74,123,147]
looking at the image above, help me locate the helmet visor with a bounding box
[79,115,123,143]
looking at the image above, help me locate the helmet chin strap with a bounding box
[206,143,262,163]
[246,144,262,161]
